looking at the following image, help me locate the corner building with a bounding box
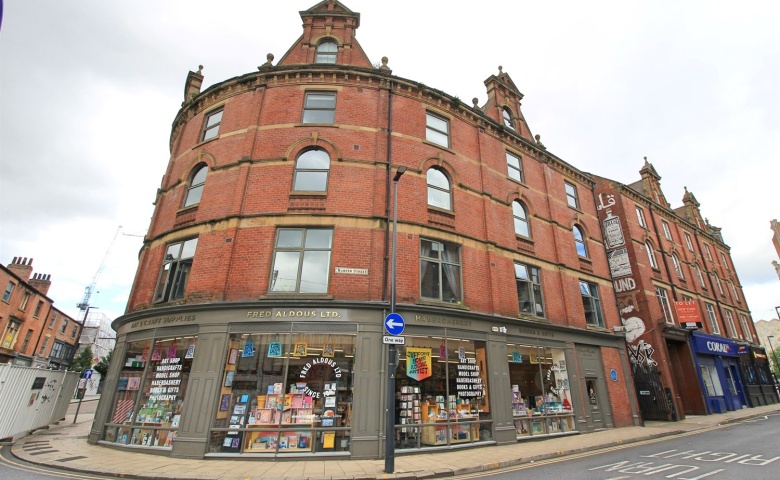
[91,1,640,459]
[592,162,777,422]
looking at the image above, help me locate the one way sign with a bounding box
[385,313,405,336]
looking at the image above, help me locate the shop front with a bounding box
[690,332,748,414]
[737,345,779,407]
[91,305,637,459]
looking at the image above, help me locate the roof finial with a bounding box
[379,56,392,72]
[259,53,274,69]
[498,65,503,75]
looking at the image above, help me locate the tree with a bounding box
[769,345,780,378]
[94,349,113,378]
[70,346,94,375]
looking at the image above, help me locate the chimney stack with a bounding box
[29,273,52,296]
[8,257,34,282]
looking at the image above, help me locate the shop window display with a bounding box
[394,335,491,449]
[103,336,197,447]
[507,344,575,438]
[208,333,355,455]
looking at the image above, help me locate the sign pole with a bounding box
[73,369,92,424]
[385,166,406,473]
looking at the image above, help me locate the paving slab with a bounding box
[10,404,780,479]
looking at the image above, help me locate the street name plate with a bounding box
[383,336,405,345]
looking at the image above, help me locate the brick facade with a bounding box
[0,258,79,368]
[96,1,647,460]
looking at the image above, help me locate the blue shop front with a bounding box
[690,333,748,414]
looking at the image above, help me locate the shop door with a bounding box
[724,365,745,410]
[585,378,604,428]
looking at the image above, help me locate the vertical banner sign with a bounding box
[243,341,255,357]
[406,347,432,381]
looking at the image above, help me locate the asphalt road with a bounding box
[453,413,780,480]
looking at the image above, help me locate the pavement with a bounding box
[10,400,780,480]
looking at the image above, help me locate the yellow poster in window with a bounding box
[322,431,335,449]
[406,347,432,381]
[293,342,308,356]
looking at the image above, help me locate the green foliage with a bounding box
[94,349,113,377]
[70,346,94,374]
[769,346,780,377]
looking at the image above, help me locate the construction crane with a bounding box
[77,225,123,318]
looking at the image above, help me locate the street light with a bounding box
[385,165,406,474]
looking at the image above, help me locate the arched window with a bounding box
[729,279,739,303]
[695,263,705,288]
[502,108,515,130]
[315,40,337,64]
[645,241,658,269]
[293,148,330,192]
[573,225,587,257]
[713,272,724,295]
[183,165,208,207]
[513,201,530,237]
[427,168,451,210]
[672,253,684,279]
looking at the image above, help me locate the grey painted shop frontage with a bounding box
[89,303,640,459]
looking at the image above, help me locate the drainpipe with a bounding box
[382,80,394,302]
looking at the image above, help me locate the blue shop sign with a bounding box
[691,332,738,357]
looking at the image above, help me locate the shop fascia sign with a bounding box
[694,334,737,356]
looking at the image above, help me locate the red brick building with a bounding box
[1,258,80,368]
[593,161,777,420]
[92,0,640,459]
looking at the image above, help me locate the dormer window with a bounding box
[502,108,515,130]
[315,40,338,64]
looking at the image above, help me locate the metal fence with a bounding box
[0,364,79,441]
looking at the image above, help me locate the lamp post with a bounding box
[73,306,98,424]
[385,165,406,474]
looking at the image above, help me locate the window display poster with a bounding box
[127,377,141,390]
[185,344,195,359]
[242,341,255,357]
[323,342,335,357]
[220,394,231,411]
[268,340,282,357]
[455,357,483,398]
[324,382,337,396]
[228,349,238,364]
[406,347,432,381]
[293,342,308,357]
[224,371,235,387]
[151,348,162,361]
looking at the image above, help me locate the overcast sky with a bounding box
[1,0,778,326]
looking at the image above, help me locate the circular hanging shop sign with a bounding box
[610,369,618,382]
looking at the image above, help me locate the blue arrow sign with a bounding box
[385,313,405,336]
[83,369,94,379]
